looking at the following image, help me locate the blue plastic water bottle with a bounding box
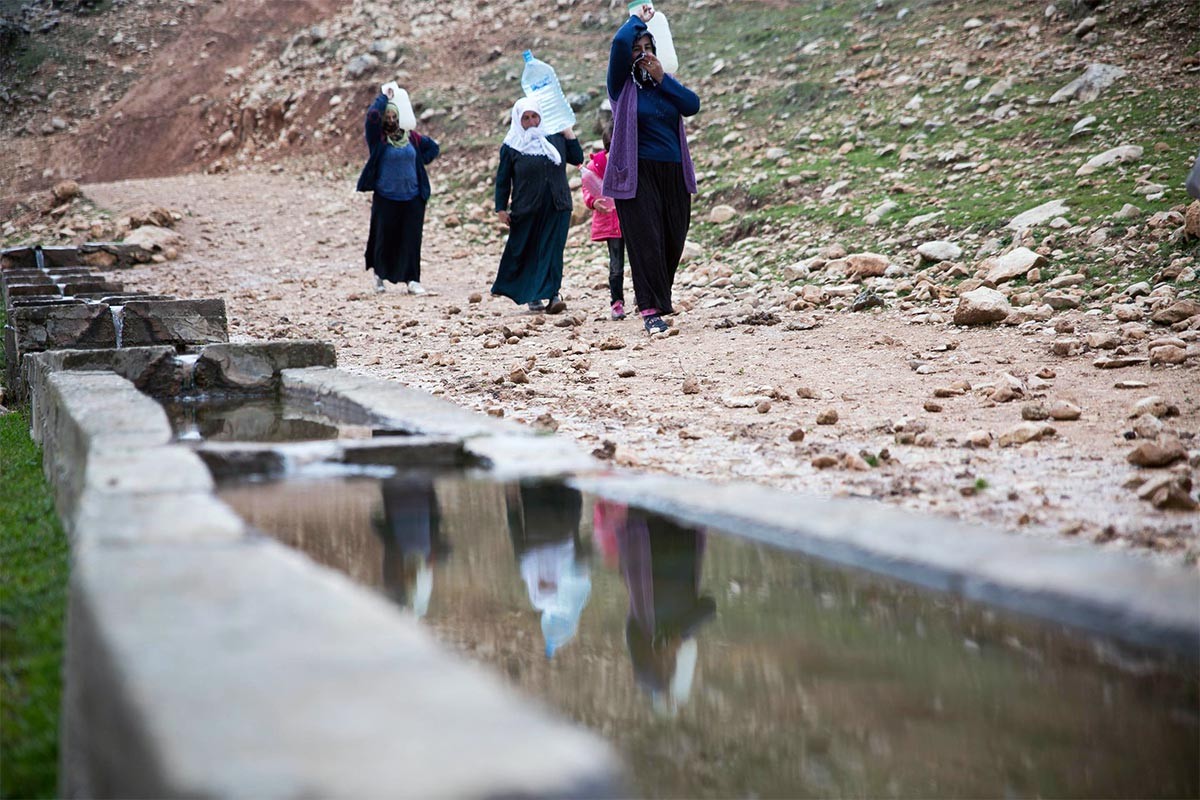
[520,50,576,133]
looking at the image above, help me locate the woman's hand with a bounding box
[496,210,511,226]
[640,52,665,82]
[595,197,614,213]
[634,4,655,22]
[385,86,394,99]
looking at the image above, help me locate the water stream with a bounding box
[110,304,125,348]
[217,472,1199,799]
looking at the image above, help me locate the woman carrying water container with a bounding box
[357,84,440,295]
[491,97,583,313]
[605,3,699,335]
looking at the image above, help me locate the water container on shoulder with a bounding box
[627,1,679,75]
[380,81,417,131]
[520,50,576,134]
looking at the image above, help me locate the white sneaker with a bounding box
[374,276,385,293]
[407,281,427,295]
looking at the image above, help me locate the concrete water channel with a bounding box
[4,243,1198,797]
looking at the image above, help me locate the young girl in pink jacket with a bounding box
[581,130,627,320]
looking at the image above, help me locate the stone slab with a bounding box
[1,245,79,269]
[465,434,602,479]
[38,372,171,521]
[282,367,522,438]
[194,341,336,394]
[25,347,181,416]
[71,491,246,547]
[119,299,229,347]
[570,473,1200,656]
[61,540,625,799]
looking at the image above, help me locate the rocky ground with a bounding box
[3,0,1199,562]
[77,170,1200,563]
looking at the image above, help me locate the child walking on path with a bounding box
[580,130,627,320]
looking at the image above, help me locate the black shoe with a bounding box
[546,294,567,314]
[527,300,547,312]
[643,314,669,335]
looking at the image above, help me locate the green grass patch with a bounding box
[0,308,69,800]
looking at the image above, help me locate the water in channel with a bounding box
[217,472,1199,799]
[163,396,372,443]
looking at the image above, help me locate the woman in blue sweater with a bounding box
[356,87,440,294]
[605,7,700,334]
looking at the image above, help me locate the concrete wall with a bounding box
[34,369,624,798]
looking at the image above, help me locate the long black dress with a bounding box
[491,133,584,304]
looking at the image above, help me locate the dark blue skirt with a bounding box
[365,194,425,284]
[491,198,570,305]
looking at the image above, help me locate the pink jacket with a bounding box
[581,150,622,242]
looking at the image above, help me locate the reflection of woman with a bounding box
[615,507,715,715]
[356,86,441,295]
[492,98,583,314]
[605,7,700,334]
[506,484,591,658]
[372,475,449,617]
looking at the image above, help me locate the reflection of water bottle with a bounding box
[520,50,576,134]
[628,1,679,75]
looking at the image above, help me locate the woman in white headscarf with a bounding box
[491,97,583,313]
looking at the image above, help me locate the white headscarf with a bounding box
[502,97,562,165]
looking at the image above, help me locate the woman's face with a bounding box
[633,34,655,59]
[520,109,541,130]
[383,107,399,131]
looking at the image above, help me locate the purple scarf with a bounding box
[602,77,697,200]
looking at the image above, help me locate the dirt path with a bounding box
[84,171,1199,563]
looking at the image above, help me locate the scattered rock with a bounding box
[816,408,839,425]
[682,377,700,394]
[468,292,482,303]
[966,430,993,448]
[508,367,529,384]
[1131,413,1165,439]
[1006,200,1069,231]
[756,400,772,414]
[1075,145,1143,177]
[1047,63,1127,104]
[983,247,1047,284]
[1021,403,1049,421]
[709,205,738,223]
[1126,438,1187,468]
[1135,474,1197,511]
[998,422,1056,447]
[811,454,839,469]
[1150,345,1187,365]
[1048,400,1082,421]
[917,240,962,262]
[796,386,818,400]
[1129,396,1179,418]
[954,287,1011,325]
[787,427,806,443]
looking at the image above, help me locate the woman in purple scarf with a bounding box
[604,6,700,335]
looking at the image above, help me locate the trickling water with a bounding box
[176,403,202,442]
[177,354,200,394]
[111,305,125,348]
[34,245,44,271]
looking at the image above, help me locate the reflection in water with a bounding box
[615,505,716,716]
[163,396,369,442]
[373,475,450,617]
[218,475,1200,799]
[506,484,591,659]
